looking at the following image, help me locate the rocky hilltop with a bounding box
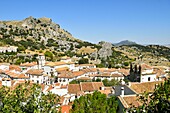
[0,17,115,65]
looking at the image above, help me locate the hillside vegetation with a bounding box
[0,17,169,67]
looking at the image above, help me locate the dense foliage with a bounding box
[78,58,89,64]
[0,82,60,113]
[71,91,118,113]
[102,79,120,86]
[127,78,170,113]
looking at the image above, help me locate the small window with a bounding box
[148,77,151,81]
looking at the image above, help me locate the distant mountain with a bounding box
[165,44,170,48]
[113,40,137,46]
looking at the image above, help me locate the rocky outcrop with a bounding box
[98,42,113,59]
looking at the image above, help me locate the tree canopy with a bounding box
[0,81,60,113]
[78,58,89,64]
[71,91,118,113]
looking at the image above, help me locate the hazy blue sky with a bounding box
[0,0,170,44]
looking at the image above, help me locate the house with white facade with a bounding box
[129,63,161,82]
[20,62,38,73]
[0,63,10,70]
[90,72,124,81]
[25,69,53,85]
[0,46,18,53]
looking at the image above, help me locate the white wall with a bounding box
[51,88,68,96]
[140,74,157,82]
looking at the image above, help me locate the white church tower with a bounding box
[37,53,46,69]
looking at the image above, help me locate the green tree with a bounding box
[127,78,170,113]
[123,62,129,66]
[78,58,89,64]
[71,91,118,113]
[44,51,53,61]
[0,81,60,113]
[102,79,120,86]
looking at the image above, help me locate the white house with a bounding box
[140,73,157,83]
[37,54,46,69]
[90,72,124,81]
[0,63,10,70]
[2,78,12,87]
[60,56,72,63]
[20,62,38,73]
[25,69,53,85]
[0,46,18,53]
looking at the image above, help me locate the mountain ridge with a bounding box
[113,40,137,46]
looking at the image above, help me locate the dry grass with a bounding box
[77,46,97,54]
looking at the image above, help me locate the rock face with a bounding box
[98,42,113,59]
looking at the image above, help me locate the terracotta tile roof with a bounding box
[82,68,97,73]
[61,85,67,89]
[130,81,163,94]
[77,77,91,80]
[96,68,108,72]
[46,85,53,91]
[5,71,21,78]
[67,62,75,64]
[140,63,152,70]
[72,71,85,77]
[40,84,45,91]
[56,67,69,72]
[118,68,129,76]
[68,84,81,94]
[45,61,66,67]
[118,95,142,108]
[81,82,94,91]
[58,71,75,78]
[9,65,21,72]
[20,62,37,67]
[17,74,29,79]
[68,82,104,94]
[99,89,111,96]
[92,82,104,90]
[98,73,111,77]
[111,73,124,77]
[89,74,97,77]
[26,69,43,76]
[0,69,4,74]
[61,105,71,113]
[54,83,60,86]
[106,68,117,72]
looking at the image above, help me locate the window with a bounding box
[148,77,151,81]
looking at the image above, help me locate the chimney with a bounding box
[121,87,124,97]
[155,84,158,89]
